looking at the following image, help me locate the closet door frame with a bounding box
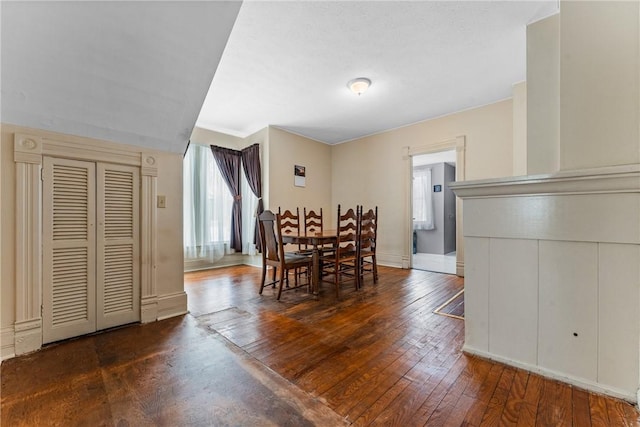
[13,133,158,355]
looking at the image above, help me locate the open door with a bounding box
[411,150,457,274]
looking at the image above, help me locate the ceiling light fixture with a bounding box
[347,77,371,96]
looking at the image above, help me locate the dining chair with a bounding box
[357,206,378,286]
[321,205,359,298]
[258,210,312,300]
[303,207,331,254]
[278,207,302,251]
[303,208,323,236]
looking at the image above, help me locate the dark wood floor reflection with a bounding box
[2,265,639,426]
[186,265,640,426]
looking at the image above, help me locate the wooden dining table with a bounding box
[281,230,337,296]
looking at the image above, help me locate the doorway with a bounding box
[411,150,456,274]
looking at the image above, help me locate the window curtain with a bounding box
[413,167,435,230]
[241,173,258,255]
[210,145,242,252]
[241,143,264,251]
[183,144,233,263]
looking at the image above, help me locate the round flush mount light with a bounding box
[347,77,371,95]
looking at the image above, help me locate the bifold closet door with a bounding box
[43,157,97,344]
[96,163,140,329]
[43,159,140,344]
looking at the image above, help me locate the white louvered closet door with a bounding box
[43,157,97,344]
[96,163,140,329]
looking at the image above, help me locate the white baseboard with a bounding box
[1,327,16,361]
[157,291,188,320]
[377,252,404,269]
[463,345,637,403]
[14,318,43,356]
[456,261,465,277]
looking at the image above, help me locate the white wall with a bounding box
[527,13,560,175]
[512,81,527,176]
[559,1,640,170]
[528,3,640,173]
[456,174,640,401]
[331,100,514,268]
[266,127,332,218]
[455,0,640,402]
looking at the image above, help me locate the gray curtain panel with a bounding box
[210,145,242,252]
[241,143,264,251]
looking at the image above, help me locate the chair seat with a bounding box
[284,253,312,265]
[321,250,356,262]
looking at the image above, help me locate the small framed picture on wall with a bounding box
[294,165,306,187]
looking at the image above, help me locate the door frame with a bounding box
[403,135,466,276]
[13,132,158,356]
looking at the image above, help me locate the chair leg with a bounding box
[271,266,277,287]
[277,268,286,300]
[259,264,267,295]
[373,256,378,283]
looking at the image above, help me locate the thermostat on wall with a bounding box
[433,185,442,192]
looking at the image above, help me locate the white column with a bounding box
[140,153,158,322]
[14,135,43,355]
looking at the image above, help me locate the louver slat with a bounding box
[103,244,134,314]
[52,165,89,241]
[104,170,134,239]
[51,247,88,326]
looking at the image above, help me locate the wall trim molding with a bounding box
[450,164,640,198]
[140,158,158,323]
[14,137,43,355]
[12,132,160,355]
[456,261,465,277]
[463,345,637,403]
[1,327,16,360]
[141,295,158,323]
[157,292,188,321]
[404,135,466,277]
[377,252,404,269]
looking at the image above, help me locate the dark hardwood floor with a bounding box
[2,264,639,426]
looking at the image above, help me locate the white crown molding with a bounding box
[450,164,640,199]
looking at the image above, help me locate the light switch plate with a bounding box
[157,195,166,208]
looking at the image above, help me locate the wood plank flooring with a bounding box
[186,265,640,426]
[1,265,639,426]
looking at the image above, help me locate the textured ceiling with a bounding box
[197,1,559,144]
[2,1,241,154]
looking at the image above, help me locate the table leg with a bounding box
[312,247,320,297]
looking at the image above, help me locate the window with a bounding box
[183,144,233,265]
[413,166,435,230]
